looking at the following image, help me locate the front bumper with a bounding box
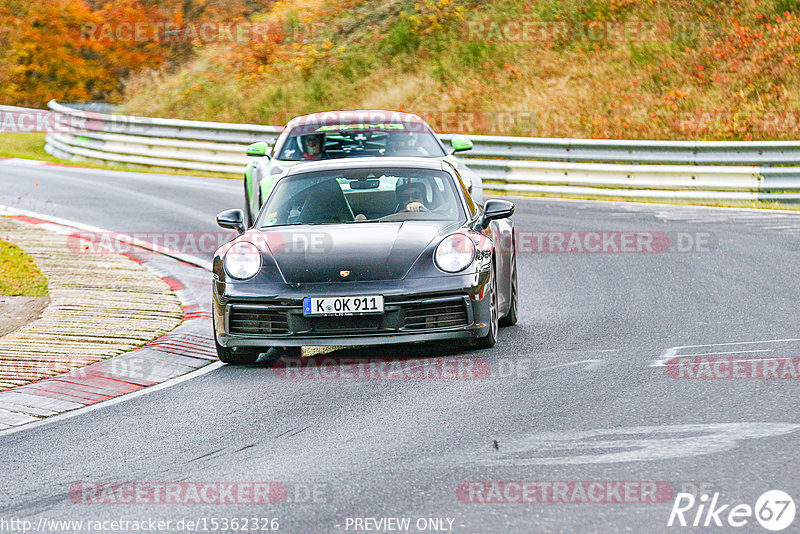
[213,273,491,348]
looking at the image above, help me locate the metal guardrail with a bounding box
[43,100,281,173]
[35,100,800,200]
[438,134,800,166]
[0,105,45,114]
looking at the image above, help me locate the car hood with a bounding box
[255,221,452,283]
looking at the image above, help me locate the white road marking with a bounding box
[455,423,800,466]
[662,355,797,367]
[678,349,773,357]
[0,362,224,437]
[679,338,800,347]
[0,158,50,166]
[537,359,605,372]
[651,338,800,367]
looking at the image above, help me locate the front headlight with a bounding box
[434,233,476,273]
[224,241,262,279]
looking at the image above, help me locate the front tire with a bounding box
[215,342,260,365]
[214,323,260,364]
[476,268,498,349]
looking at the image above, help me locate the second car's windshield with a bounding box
[256,168,466,227]
[276,126,446,161]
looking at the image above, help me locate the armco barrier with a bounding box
[28,101,800,200]
[438,134,800,165]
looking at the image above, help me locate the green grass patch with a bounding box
[0,133,53,161]
[0,240,48,297]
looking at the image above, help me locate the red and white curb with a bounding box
[0,157,85,169]
[0,206,220,432]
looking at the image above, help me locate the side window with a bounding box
[271,131,289,158]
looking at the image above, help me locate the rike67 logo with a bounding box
[668,490,795,531]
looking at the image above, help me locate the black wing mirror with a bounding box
[217,209,246,234]
[481,199,514,228]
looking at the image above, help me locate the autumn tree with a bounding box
[0,0,269,106]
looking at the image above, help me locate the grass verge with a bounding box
[0,239,48,297]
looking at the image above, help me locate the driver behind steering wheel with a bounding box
[396,182,430,212]
[299,133,325,160]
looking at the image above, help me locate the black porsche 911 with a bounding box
[212,157,517,364]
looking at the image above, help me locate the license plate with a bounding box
[303,295,384,316]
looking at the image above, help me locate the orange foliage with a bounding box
[0,0,261,106]
[0,0,108,105]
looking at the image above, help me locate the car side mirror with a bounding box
[450,136,473,154]
[246,142,269,157]
[217,209,246,234]
[481,199,514,227]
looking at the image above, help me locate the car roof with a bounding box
[285,110,428,130]
[284,157,446,176]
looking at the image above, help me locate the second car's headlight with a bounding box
[224,241,262,279]
[434,234,476,273]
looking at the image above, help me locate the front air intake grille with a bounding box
[229,307,289,335]
[309,315,383,333]
[402,299,469,330]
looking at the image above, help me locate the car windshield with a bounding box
[276,124,446,161]
[256,167,466,227]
